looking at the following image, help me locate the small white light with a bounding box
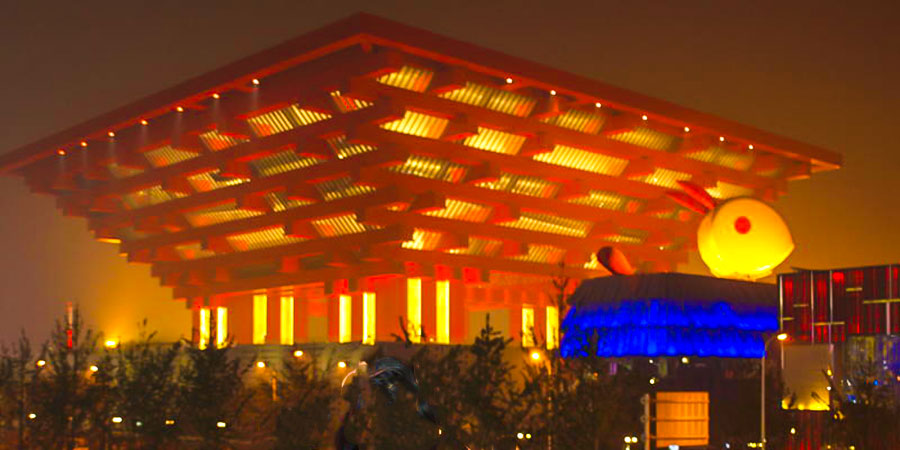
[641,115,648,121]
[256,361,266,369]
[36,359,46,367]
[594,102,602,108]
[105,339,118,349]
[140,119,149,126]
[530,351,541,361]
[719,136,725,142]
[790,427,796,435]
[135,421,143,427]
[89,365,99,373]
[505,77,513,84]
[649,377,656,385]
[337,361,347,369]
[683,126,690,133]
[212,93,220,99]
[525,433,532,439]
[217,421,227,428]
[681,356,689,364]
[57,149,66,156]
[293,350,304,358]
[28,413,36,420]
[107,131,115,138]
[176,106,184,112]
[625,437,632,443]
[111,416,123,424]
[251,78,260,85]
[166,419,175,426]
[748,144,754,150]
[549,89,557,96]
[80,141,88,148]
[517,432,524,439]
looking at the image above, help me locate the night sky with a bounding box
[1,1,897,344]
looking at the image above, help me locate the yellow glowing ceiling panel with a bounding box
[199,130,248,151]
[463,127,527,155]
[569,190,632,211]
[376,66,434,93]
[446,237,502,257]
[477,173,558,198]
[542,109,606,134]
[265,192,314,212]
[631,168,692,189]
[107,163,143,179]
[122,185,185,210]
[143,145,199,168]
[330,90,373,113]
[311,214,374,237]
[187,171,249,193]
[439,82,537,117]
[757,167,784,178]
[513,244,566,264]
[605,228,649,245]
[325,135,377,159]
[175,242,217,260]
[227,227,304,252]
[184,202,262,227]
[706,181,754,200]
[424,199,493,223]
[652,206,688,221]
[250,151,323,177]
[501,212,591,238]
[401,229,444,251]
[534,145,628,176]
[246,105,331,137]
[380,111,449,139]
[391,155,467,182]
[608,127,678,152]
[686,146,755,171]
[315,176,376,201]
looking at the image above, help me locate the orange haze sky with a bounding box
[1,1,897,344]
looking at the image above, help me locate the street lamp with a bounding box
[761,332,788,448]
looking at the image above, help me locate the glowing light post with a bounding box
[761,332,788,448]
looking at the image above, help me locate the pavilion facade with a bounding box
[0,14,841,349]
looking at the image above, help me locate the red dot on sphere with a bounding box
[734,216,751,234]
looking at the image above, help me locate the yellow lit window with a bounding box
[363,292,376,345]
[253,294,267,345]
[215,307,228,348]
[522,306,535,347]
[436,281,450,344]
[407,278,422,343]
[339,294,352,343]
[280,296,294,346]
[199,308,210,349]
[546,305,559,350]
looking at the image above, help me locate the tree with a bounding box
[109,320,183,449]
[0,332,37,449]
[27,306,110,450]
[820,360,900,450]
[177,338,252,449]
[272,349,339,449]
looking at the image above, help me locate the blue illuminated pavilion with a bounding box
[560,273,778,358]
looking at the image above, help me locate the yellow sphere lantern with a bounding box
[697,197,794,280]
[667,182,794,281]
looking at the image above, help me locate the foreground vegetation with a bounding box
[2,308,896,449]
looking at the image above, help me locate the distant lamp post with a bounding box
[761,332,789,448]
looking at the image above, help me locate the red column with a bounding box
[266,291,280,345]
[450,280,467,344]
[422,278,437,343]
[294,287,308,344]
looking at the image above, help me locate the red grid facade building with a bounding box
[0,14,841,348]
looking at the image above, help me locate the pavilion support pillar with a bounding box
[293,286,309,344]
[449,279,467,344]
[421,277,437,343]
[266,290,280,345]
[376,276,403,342]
